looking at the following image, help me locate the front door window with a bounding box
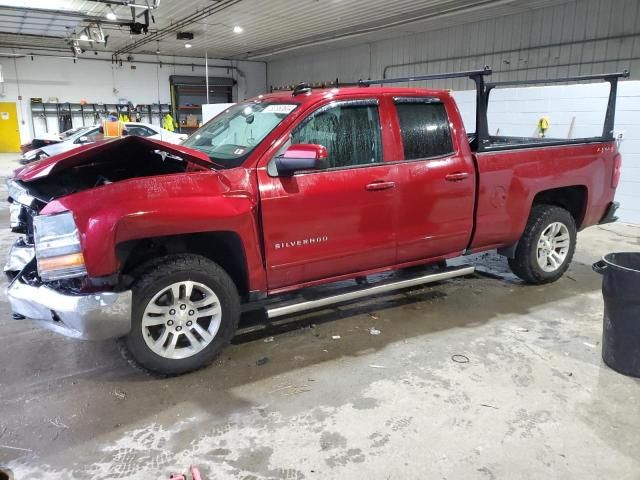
[291,101,383,169]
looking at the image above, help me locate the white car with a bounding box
[22,122,188,164]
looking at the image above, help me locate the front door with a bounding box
[392,97,475,262]
[258,99,398,292]
[0,102,21,152]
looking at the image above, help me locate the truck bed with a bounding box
[470,140,618,251]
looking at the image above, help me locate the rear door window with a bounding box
[75,128,101,143]
[127,125,156,137]
[394,99,454,160]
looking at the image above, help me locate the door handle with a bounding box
[365,180,396,191]
[445,172,471,182]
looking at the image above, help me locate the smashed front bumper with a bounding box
[4,240,132,340]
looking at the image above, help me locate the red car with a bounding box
[5,67,626,375]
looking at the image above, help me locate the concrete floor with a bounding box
[0,153,639,479]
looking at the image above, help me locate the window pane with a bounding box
[292,103,382,169]
[395,101,453,160]
[126,126,154,137]
[84,129,102,141]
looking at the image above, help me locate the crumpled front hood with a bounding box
[14,135,216,182]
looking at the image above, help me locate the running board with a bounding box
[266,265,475,319]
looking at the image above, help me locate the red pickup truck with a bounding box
[5,68,626,375]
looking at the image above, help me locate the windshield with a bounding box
[182,100,299,168]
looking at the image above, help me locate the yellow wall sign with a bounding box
[538,116,550,137]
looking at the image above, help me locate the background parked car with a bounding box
[19,126,85,153]
[21,122,188,164]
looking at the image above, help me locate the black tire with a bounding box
[118,254,240,376]
[508,204,577,284]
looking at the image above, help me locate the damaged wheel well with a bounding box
[116,232,249,296]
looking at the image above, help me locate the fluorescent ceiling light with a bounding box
[185,43,192,48]
[233,26,243,34]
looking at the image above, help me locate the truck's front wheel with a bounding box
[508,204,577,284]
[119,255,240,376]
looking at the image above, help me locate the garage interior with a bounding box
[0,0,639,479]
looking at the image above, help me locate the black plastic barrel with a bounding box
[593,252,640,377]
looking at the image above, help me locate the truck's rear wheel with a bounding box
[119,254,240,376]
[508,204,576,284]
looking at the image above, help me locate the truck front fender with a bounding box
[42,171,267,292]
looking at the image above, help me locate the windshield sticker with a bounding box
[263,104,297,114]
[233,148,246,155]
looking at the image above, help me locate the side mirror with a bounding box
[77,136,89,144]
[275,144,328,176]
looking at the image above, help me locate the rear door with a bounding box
[258,98,399,291]
[391,96,476,263]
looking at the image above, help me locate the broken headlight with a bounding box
[33,211,87,281]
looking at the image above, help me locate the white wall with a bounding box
[267,0,640,88]
[0,52,266,142]
[452,81,640,224]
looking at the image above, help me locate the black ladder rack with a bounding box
[485,70,630,142]
[270,66,630,152]
[363,67,629,150]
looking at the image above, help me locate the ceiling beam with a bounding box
[0,5,125,25]
[0,5,90,19]
[0,31,70,41]
[84,0,157,9]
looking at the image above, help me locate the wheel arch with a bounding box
[116,231,250,297]
[530,185,588,229]
[498,185,587,259]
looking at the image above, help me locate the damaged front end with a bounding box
[4,136,221,340]
[6,179,41,277]
[5,178,132,340]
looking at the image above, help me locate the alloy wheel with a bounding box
[141,281,222,359]
[536,222,571,272]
